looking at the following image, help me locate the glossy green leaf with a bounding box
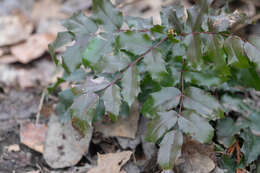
[48,31,74,65]
[56,89,77,123]
[158,130,183,170]
[216,117,241,147]
[119,31,152,55]
[62,36,91,73]
[125,16,153,29]
[224,36,250,68]
[151,87,181,111]
[102,84,121,116]
[121,66,140,106]
[172,42,186,57]
[231,67,260,90]
[241,128,260,165]
[70,92,99,126]
[183,87,222,120]
[101,52,131,73]
[220,155,237,173]
[185,71,223,88]
[185,34,203,67]
[161,6,185,32]
[93,98,105,122]
[82,35,112,66]
[64,68,87,82]
[143,48,167,81]
[221,94,247,114]
[138,74,161,103]
[142,87,181,118]
[178,111,214,143]
[244,42,260,71]
[239,112,260,136]
[146,110,179,142]
[92,0,123,31]
[62,12,98,37]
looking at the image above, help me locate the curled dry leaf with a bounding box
[20,121,47,153]
[0,13,33,46]
[87,151,132,173]
[11,33,55,64]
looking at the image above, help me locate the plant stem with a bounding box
[178,58,185,115]
[106,35,168,88]
[118,29,150,33]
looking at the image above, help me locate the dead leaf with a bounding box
[43,115,93,169]
[11,33,55,64]
[0,14,33,46]
[20,121,47,153]
[0,55,17,64]
[5,144,20,152]
[31,0,66,21]
[87,151,132,173]
[175,140,216,173]
[94,101,140,139]
[26,171,40,173]
[0,59,56,88]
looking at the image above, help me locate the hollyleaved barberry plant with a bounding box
[49,0,260,171]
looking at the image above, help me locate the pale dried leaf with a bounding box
[20,121,47,153]
[87,151,132,173]
[5,144,20,152]
[44,115,93,169]
[11,33,55,64]
[0,14,33,46]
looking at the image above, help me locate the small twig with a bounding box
[178,58,185,115]
[35,88,47,125]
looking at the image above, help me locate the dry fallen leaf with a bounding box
[0,55,17,64]
[5,144,20,152]
[26,171,40,173]
[0,59,56,88]
[0,13,33,46]
[87,151,132,173]
[20,121,47,153]
[11,33,55,64]
[175,140,216,173]
[44,115,93,169]
[94,101,140,139]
